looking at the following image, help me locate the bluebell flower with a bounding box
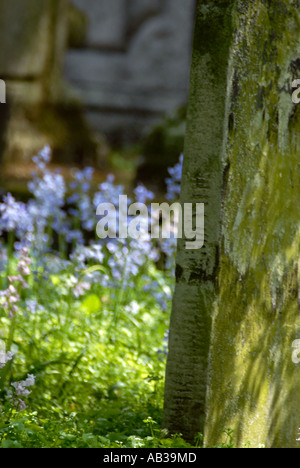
[68,169,95,232]
[0,193,33,237]
[28,172,66,214]
[70,246,87,266]
[11,374,35,397]
[79,194,95,231]
[166,153,183,201]
[73,281,91,298]
[73,167,94,184]
[0,349,14,369]
[94,175,127,208]
[67,193,79,204]
[25,299,45,315]
[94,175,133,240]
[160,237,177,271]
[70,243,104,266]
[28,152,68,250]
[134,185,154,204]
[32,145,51,171]
[65,229,84,245]
[106,233,158,285]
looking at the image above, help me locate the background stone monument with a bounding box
[65,0,196,145]
[0,0,196,179]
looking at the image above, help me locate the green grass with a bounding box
[0,253,197,448]
[0,251,241,449]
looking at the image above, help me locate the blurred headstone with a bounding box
[0,0,97,171]
[65,0,196,145]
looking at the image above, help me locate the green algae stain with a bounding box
[205,0,300,448]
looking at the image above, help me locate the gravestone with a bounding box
[0,0,70,166]
[0,0,99,180]
[65,0,196,145]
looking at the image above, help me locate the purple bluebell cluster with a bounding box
[8,374,36,410]
[0,194,33,238]
[28,147,67,250]
[134,185,155,204]
[106,236,158,287]
[165,153,183,202]
[0,147,183,288]
[68,167,95,235]
[11,374,35,397]
[0,147,182,406]
[94,174,126,209]
[0,247,31,317]
[0,349,13,369]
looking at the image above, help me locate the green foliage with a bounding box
[137,106,187,188]
[0,252,199,448]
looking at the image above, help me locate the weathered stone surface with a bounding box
[67,3,88,48]
[0,0,196,168]
[0,0,51,78]
[71,0,127,49]
[0,0,98,169]
[127,0,164,37]
[0,0,68,105]
[65,0,196,143]
[204,0,300,448]
[65,49,186,113]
